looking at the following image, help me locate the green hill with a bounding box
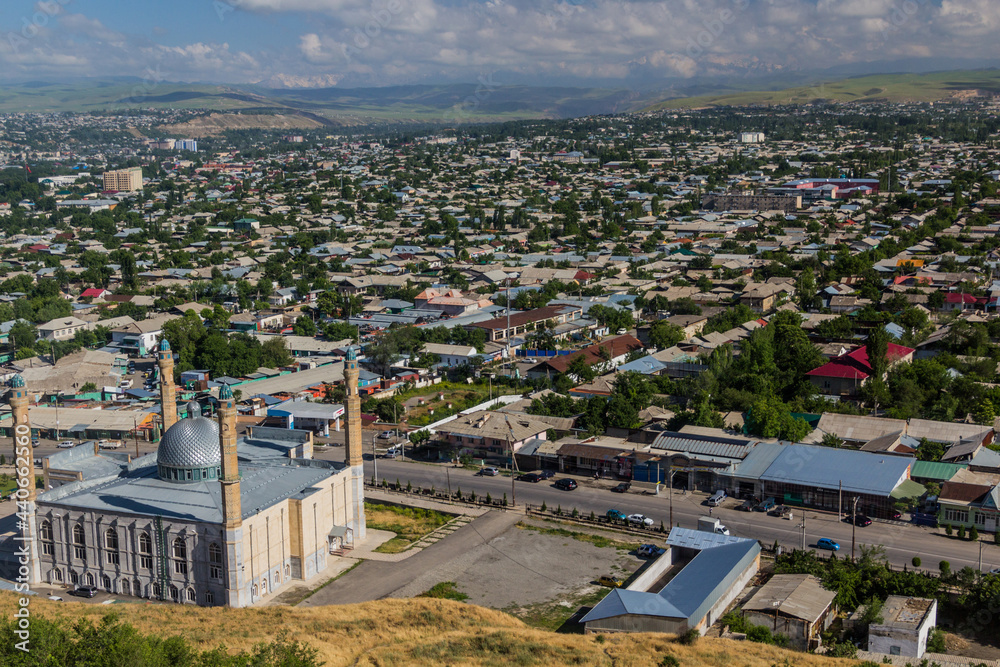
[645,69,1000,110]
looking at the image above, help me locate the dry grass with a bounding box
[364,501,452,553]
[0,592,859,667]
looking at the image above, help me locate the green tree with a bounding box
[605,372,652,430]
[648,320,685,349]
[746,395,812,442]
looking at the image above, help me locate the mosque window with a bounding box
[72,525,86,562]
[186,588,196,603]
[170,585,179,603]
[105,528,120,566]
[209,543,223,580]
[138,532,153,569]
[205,591,214,605]
[172,538,188,575]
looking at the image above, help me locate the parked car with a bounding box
[517,473,543,483]
[737,499,756,512]
[554,478,578,491]
[377,431,394,440]
[476,467,499,477]
[31,438,40,447]
[853,514,872,527]
[769,504,792,518]
[597,575,623,588]
[539,470,556,479]
[57,440,75,449]
[627,513,654,527]
[611,482,631,493]
[68,585,98,598]
[988,566,1000,575]
[754,497,777,513]
[707,490,727,507]
[638,544,665,558]
[606,509,627,522]
[890,509,903,520]
[817,538,840,551]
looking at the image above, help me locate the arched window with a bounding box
[170,585,179,603]
[85,572,95,586]
[121,579,130,596]
[138,532,152,569]
[70,571,78,585]
[53,569,63,582]
[208,543,223,580]
[105,528,120,565]
[101,574,111,591]
[252,584,258,598]
[134,579,142,598]
[205,591,214,605]
[72,525,86,561]
[40,520,54,556]
[152,581,161,599]
[172,538,188,575]
[186,588,196,603]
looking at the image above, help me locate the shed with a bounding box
[741,574,837,650]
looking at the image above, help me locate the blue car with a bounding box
[817,538,840,551]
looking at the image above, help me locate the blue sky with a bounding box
[1,0,998,88]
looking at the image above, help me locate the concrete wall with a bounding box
[869,602,937,658]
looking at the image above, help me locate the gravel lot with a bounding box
[390,516,646,609]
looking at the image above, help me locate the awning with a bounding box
[328,526,348,538]
[890,479,927,500]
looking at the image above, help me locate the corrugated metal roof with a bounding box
[815,414,906,443]
[730,442,785,479]
[911,460,966,481]
[908,419,991,444]
[582,528,759,625]
[652,431,756,460]
[760,445,914,496]
[743,574,835,621]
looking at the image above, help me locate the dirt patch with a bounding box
[156,112,325,137]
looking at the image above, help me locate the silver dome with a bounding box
[157,416,221,469]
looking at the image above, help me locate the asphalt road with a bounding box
[310,448,1000,575]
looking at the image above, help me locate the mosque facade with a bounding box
[8,340,366,607]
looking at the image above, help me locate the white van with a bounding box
[707,490,727,507]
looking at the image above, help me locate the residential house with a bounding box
[806,343,915,397]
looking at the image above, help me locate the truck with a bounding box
[698,516,730,536]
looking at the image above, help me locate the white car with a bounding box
[57,441,75,448]
[627,514,654,527]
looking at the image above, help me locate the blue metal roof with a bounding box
[582,527,759,625]
[760,444,914,496]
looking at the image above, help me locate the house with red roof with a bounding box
[806,343,915,397]
[80,287,111,300]
[941,292,984,312]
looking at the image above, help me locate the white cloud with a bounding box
[1,0,998,86]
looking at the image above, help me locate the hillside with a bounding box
[645,68,1000,110]
[0,79,652,123]
[0,592,853,666]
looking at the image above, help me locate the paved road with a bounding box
[310,447,1000,575]
[299,510,520,606]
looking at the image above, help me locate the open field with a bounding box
[0,591,856,667]
[364,501,453,553]
[646,68,1000,110]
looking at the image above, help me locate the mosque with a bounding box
[8,339,366,607]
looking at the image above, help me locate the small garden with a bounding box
[364,501,454,554]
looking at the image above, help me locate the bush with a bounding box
[939,560,951,577]
[556,504,562,516]
[676,628,700,645]
[995,531,1000,546]
[486,492,492,504]
[541,501,547,512]
[957,525,966,539]
[572,507,579,518]
[927,628,946,653]
[503,493,508,507]
[406,480,412,493]
[745,626,774,644]
[969,525,979,542]
[912,556,921,568]
[590,510,596,521]
[659,655,680,667]
[945,524,953,536]
[719,611,751,634]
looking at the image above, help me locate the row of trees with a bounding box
[161,312,292,379]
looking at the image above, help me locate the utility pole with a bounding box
[851,496,859,560]
[504,414,517,507]
[372,432,378,487]
[446,465,451,498]
[838,480,842,522]
[800,511,806,551]
[668,468,676,528]
[979,537,983,572]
